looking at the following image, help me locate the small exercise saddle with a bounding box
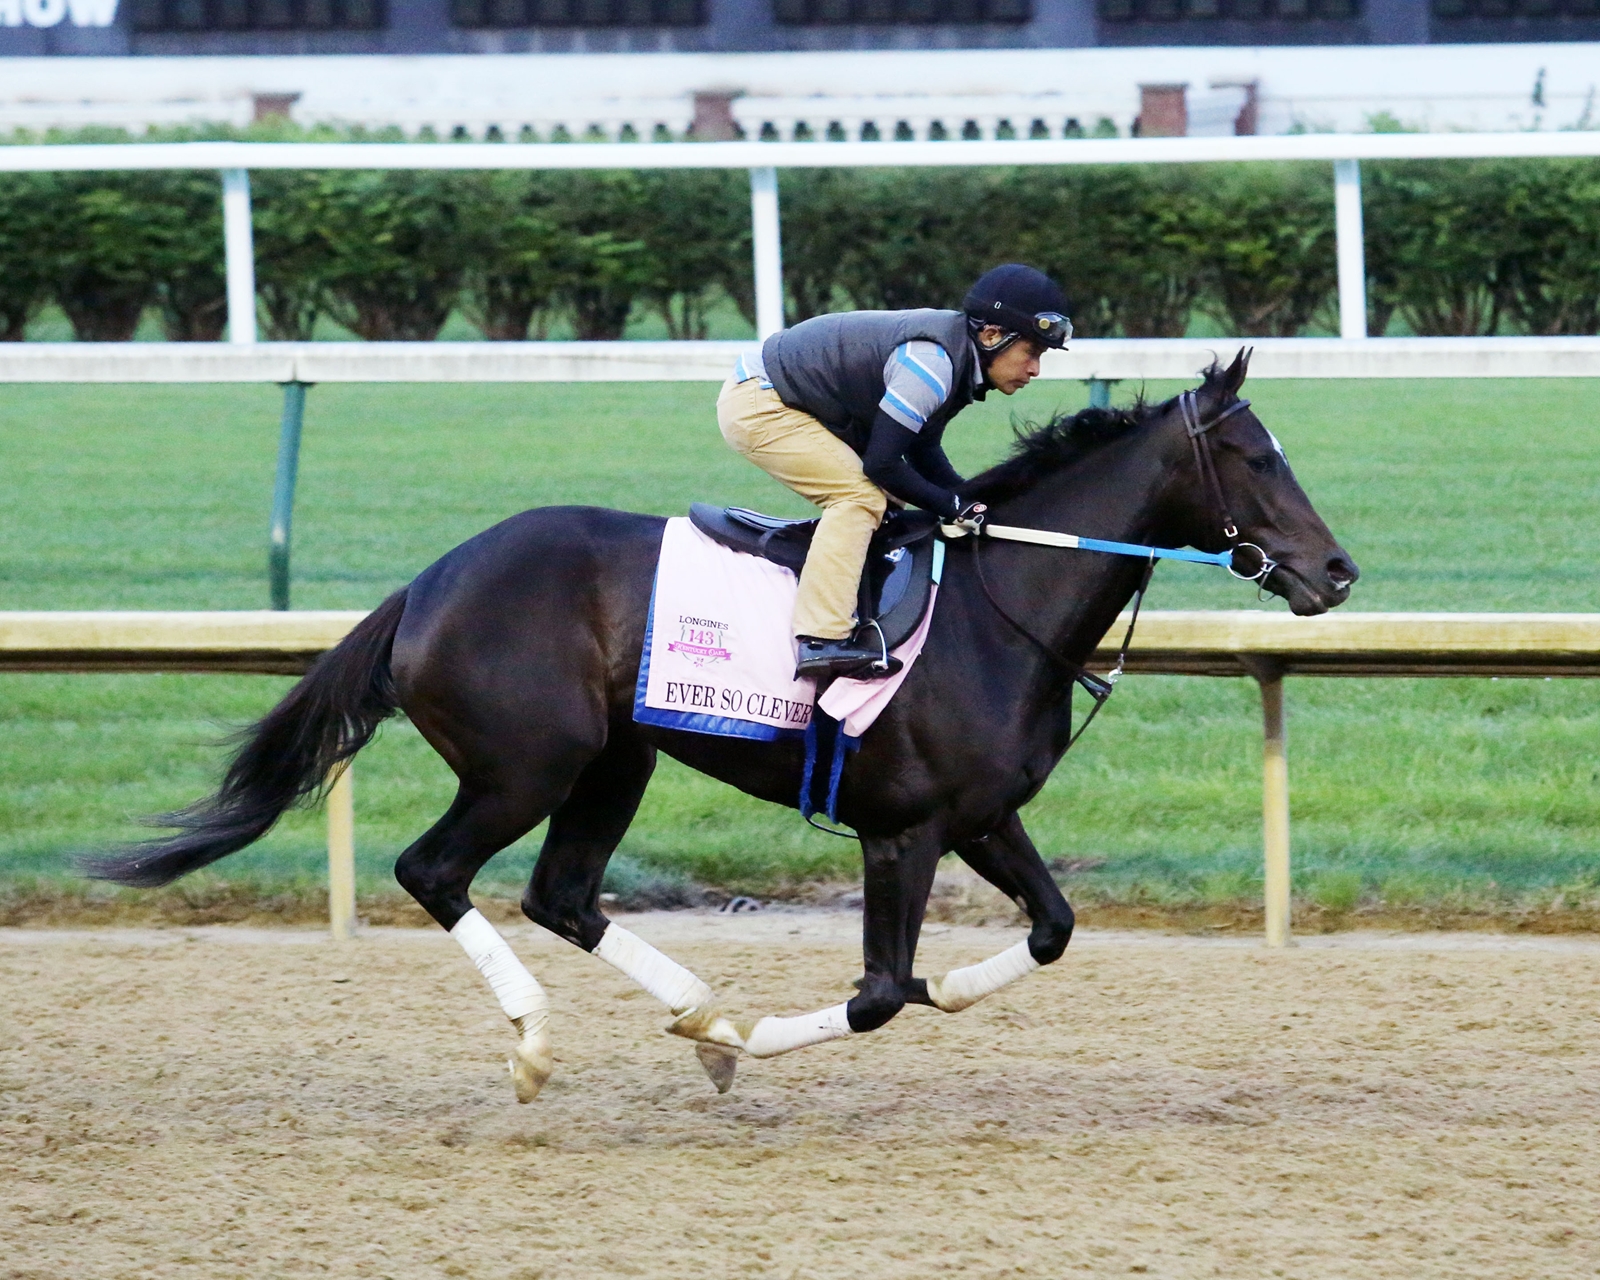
[688,503,940,652]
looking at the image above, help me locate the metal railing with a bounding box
[6,608,1599,947]
[7,130,1600,348]
[6,131,1600,606]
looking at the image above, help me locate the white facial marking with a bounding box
[1266,428,1287,459]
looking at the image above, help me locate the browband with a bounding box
[1180,392,1253,438]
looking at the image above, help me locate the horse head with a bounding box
[1162,348,1358,616]
[964,351,1357,618]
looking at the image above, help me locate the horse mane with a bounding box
[964,361,1234,503]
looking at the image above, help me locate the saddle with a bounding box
[688,503,940,652]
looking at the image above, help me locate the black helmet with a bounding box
[963,264,1072,352]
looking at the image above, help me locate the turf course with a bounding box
[2,375,1598,923]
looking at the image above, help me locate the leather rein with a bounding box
[964,389,1277,751]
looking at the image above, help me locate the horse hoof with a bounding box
[508,1028,554,1104]
[667,1006,749,1050]
[694,1043,739,1094]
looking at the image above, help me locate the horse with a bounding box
[85,349,1357,1102]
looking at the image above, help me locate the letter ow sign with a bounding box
[0,0,118,26]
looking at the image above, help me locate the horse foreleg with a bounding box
[698,826,943,1060]
[924,812,1074,1013]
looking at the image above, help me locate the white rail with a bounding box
[0,336,1595,384]
[7,132,1600,173]
[8,609,1599,946]
[4,132,1600,359]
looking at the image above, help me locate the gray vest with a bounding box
[761,308,984,455]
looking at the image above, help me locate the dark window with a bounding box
[774,0,1031,21]
[1434,0,1600,14]
[1098,0,1356,16]
[132,0,382,26]
[451,0,703,23]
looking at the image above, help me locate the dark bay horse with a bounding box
[87,350,1357,1101]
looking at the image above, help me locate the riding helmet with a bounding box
[963,264,1073,352]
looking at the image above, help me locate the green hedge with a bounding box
[2,125,1598,341]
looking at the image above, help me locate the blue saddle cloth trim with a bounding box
[800,708,861,824]
[632,569,808,742]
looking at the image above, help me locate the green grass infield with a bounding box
[2,375,1598,928]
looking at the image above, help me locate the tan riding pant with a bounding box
[717,377,887,641]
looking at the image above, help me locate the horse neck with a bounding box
[972,419,1186,670]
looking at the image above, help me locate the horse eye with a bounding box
[1246,455,1276,475]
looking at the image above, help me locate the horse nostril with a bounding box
[1327,555,1359,589]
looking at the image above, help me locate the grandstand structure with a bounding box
[1,2,1598,141]
[5,0,1600,55]
[0,42,1597,140]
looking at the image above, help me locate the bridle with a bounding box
[964,387,1283,750]
[1177,389,1278,589]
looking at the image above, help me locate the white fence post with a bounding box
[327,761,356,941]
[1258,672,1292,948]
[1334,159,1367,341]
[221,168,257,346]
[749,166,784,340]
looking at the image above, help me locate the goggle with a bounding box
[1030,312,1073,346]
[973,307,1074,354]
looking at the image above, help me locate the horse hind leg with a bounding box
[521,729,742,1092]
[394,782,569,1102]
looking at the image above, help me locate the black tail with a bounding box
[80,590,410,889]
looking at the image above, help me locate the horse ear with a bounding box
[1223,347,1252,394]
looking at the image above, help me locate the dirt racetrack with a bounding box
[4,913,1600,1280]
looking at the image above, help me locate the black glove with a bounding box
[951,499,988,531]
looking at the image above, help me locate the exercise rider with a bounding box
[716,263,1073,680]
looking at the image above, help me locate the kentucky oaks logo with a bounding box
[667,615,733,667]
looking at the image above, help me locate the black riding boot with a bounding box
[794,635,904,681]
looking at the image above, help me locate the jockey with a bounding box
[717,263,1072,680]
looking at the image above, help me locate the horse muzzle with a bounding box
[1266,550,1360,616]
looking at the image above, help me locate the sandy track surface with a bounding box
[4,914,1599,1280]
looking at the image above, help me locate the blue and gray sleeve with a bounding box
[861,341,965,516]
[878,341,954,433]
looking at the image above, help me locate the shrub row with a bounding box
[786,159,1600,338]
[2,126,1598,341]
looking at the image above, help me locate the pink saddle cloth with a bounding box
[633,518,936,742]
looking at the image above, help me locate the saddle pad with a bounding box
[635,518,818,741]
[634,518,938,742]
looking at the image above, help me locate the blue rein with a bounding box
[941,521,1237,570]
[1068,535,1232,568]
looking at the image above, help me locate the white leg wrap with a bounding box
[925,939,1040,1013]
[594,923,714,1015]
[450,908,550,1030]
[743,1002,854,1059]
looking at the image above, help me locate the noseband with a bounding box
[1177,390,1277,588]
